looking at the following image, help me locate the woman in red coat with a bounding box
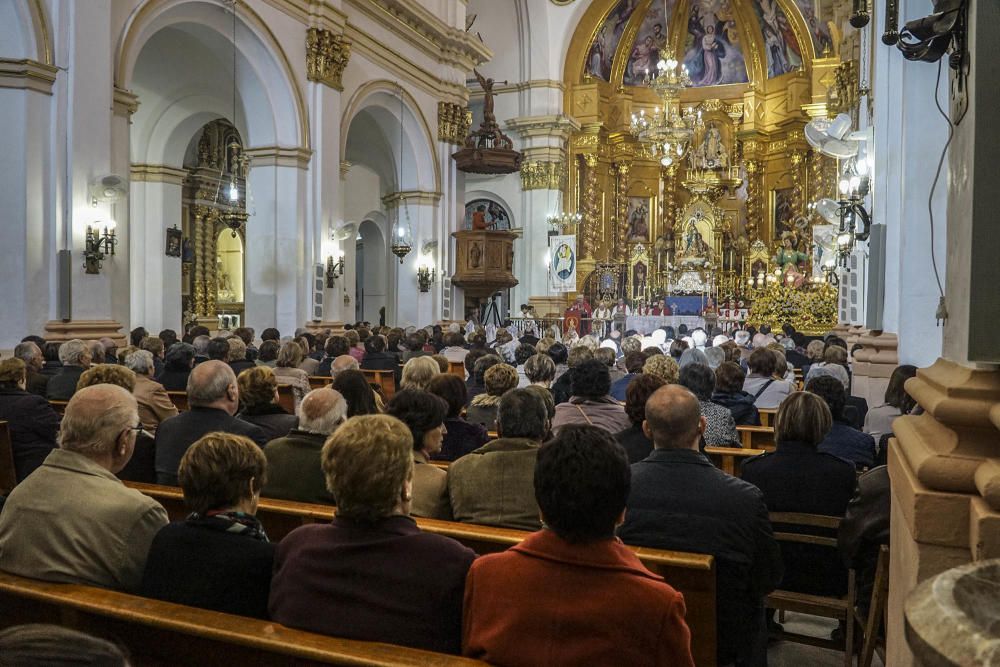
[462,424,694,666]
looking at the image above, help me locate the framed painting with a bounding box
[165,226,182,257]
[625,196,652,243]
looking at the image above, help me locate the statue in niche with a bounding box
[689,124,728,171]
[681,213,711,258]
[654,230,675,271]
[469,241,483,269]
[773,232,809,287]
[216,254,236,303]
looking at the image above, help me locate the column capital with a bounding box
[306,28,351,91]
[113,86,140,116]
[130,163,186,185]
[244,146,313,169]
[519,160,566,192]
[438,102,471,146]
[0,58,57,95]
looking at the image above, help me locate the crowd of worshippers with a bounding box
[0,320,916,665]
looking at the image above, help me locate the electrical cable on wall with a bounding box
[928,59,953,325]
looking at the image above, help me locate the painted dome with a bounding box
[584,0,835,88]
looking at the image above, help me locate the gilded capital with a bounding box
[437,102,471,146]
[583,153,599,168]
[520,161,566,191]
[306,28,351,91]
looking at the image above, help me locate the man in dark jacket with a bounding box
[619,385,782,667]
[316,335,350,377]
[838,465,889,617]
[14,342,49,398]
[359,335,401,386]
[46,339,92,401]
[807,376,876,469]
[711,361,761,427]
[154,361,266,485]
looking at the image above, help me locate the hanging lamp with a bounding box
[390,87,413,263]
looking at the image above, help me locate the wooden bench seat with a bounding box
[361,369,396,400]
[736,425,775,450]
[309,375,333,390]
[447,361,465,379]
[703,446,765,477]
[127,482,717,666]
[0,572,483,666]
[166,391,188,412]
[48,399,69,415]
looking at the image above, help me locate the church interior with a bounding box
[0,0,998,664]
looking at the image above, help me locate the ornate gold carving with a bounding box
[438,101,471,146]
[614,161,631,264]
[790,148,806,227]
[745,159,763,241]
[829,60,858,115]
[306,28,351,91]
[580,154,601,261]
[192,207,208,316]
[519,160,565,191]
[662,165,678,238]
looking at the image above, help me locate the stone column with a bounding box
[437,101,469,323]
[889,1,1000,665]
[383,191,441,328]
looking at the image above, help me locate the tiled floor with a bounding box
[768,613,884,667]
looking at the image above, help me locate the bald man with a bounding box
[330,354,359,378]
[262,388,347,504]
[0,385,168,591]
[618,385,782,667]
[154,360,267,485]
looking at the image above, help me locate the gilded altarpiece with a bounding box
[558,0,847,330]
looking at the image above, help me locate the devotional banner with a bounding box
[549,235,577,292]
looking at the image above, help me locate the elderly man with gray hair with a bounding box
[330,354,359,379]
[262,387,348,504]
[123,348,177,433]
[46,339,92,401]
[0,384,168,592]
[14,341,48,397]
[154,360,266,485]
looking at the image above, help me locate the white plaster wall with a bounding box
[872,0,948,367]
[129,181,183,332]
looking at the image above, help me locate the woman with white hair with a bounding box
[123,348,177,433]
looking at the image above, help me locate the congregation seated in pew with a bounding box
[385,389,452,520]
[140,432,274,619]
[330,368,381,416]
[0,358,60,483]
[463,424,695,667]
[268,414,476,654]
[426,373,489,462]
[614,373,665,463]
[235,366,298,442]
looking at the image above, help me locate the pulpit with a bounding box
[451,230,519,297]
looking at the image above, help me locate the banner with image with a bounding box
[549,235,577,292]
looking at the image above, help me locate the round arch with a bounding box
[356,215,388,324]
[116,0,309,152]
[341,80,440,194]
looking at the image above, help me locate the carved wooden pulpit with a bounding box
[451,230,519,298]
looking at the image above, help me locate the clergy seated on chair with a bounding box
[463,424,695,667]
[154,361,267,486]
[0,358,60,482]
[742,348,793,410]
[123,349,178,434]
[45,339,92,401]
[741,392,856,598]
[615,373,666,464]
[236,366,298,443]
[0,385,168,592]
[384,389,452,520]
[269,414,475,654]
[426,374,489,462]
[806,376,877,470]
[552,360,630,436]
[140,433,275,619]
[448,388,548,531]
[619,385,782,667]
[262,388,346,505]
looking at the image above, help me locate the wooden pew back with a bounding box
[48,400,69,415]
[448,361,465,379]
[276,384,295,414]
[166,391,188,412]
[0,421,15,494]
[309,376,333,390]
[736,425,775,450]
[128,482,717,666]
[703,446,765,477]
[361,369,396,400]
[0,572,484,666]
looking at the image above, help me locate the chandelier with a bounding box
[629,58,703,167]
[389,86,413,263]
[546,211,583,230]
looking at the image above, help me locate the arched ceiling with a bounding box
[581,0,835,89]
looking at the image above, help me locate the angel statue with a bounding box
[773,232,809,287]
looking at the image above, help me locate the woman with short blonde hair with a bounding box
[466,363,519,431]
[269,414,476,653]
[140,432,274,619]
[400,356,440,391]
[237,367,298,442]
[642,354,679,385]
[77,364,137,392]
[272,342,310,407]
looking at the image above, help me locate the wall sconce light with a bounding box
[326,250,344,288]
[84,219,117,274]
[417,241,437,293]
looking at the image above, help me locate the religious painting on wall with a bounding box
[585,0,639,81]
[791,0,834,55]
[682,0,749,87]
[623,0,677,86]
[464,198,511,231]
[165,227,182,257]
[751,0,803,78]
[625,196,652,243]
[771,187,795,240]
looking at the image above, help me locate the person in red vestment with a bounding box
[462,425,695,666]
[566,294,593,335]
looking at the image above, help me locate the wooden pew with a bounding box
[276,384,295,414]
[48,400,69,415]
[0,572,484,666]
[166,391,188,412]
[362,369,396,400]
[310,375,333,390]
[448,361,465,379]
[703,446,765,477]
[128,482,717,666]
[736,425,775,450]
[0,421,16,494]
[758,408,777,428]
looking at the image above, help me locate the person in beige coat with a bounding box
[385,389,451,519]
[448,388,547,531]
[0,384,168,592]
[123,348,178,433]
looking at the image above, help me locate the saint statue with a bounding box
[474,69,497,129]
[773,233,809,287]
